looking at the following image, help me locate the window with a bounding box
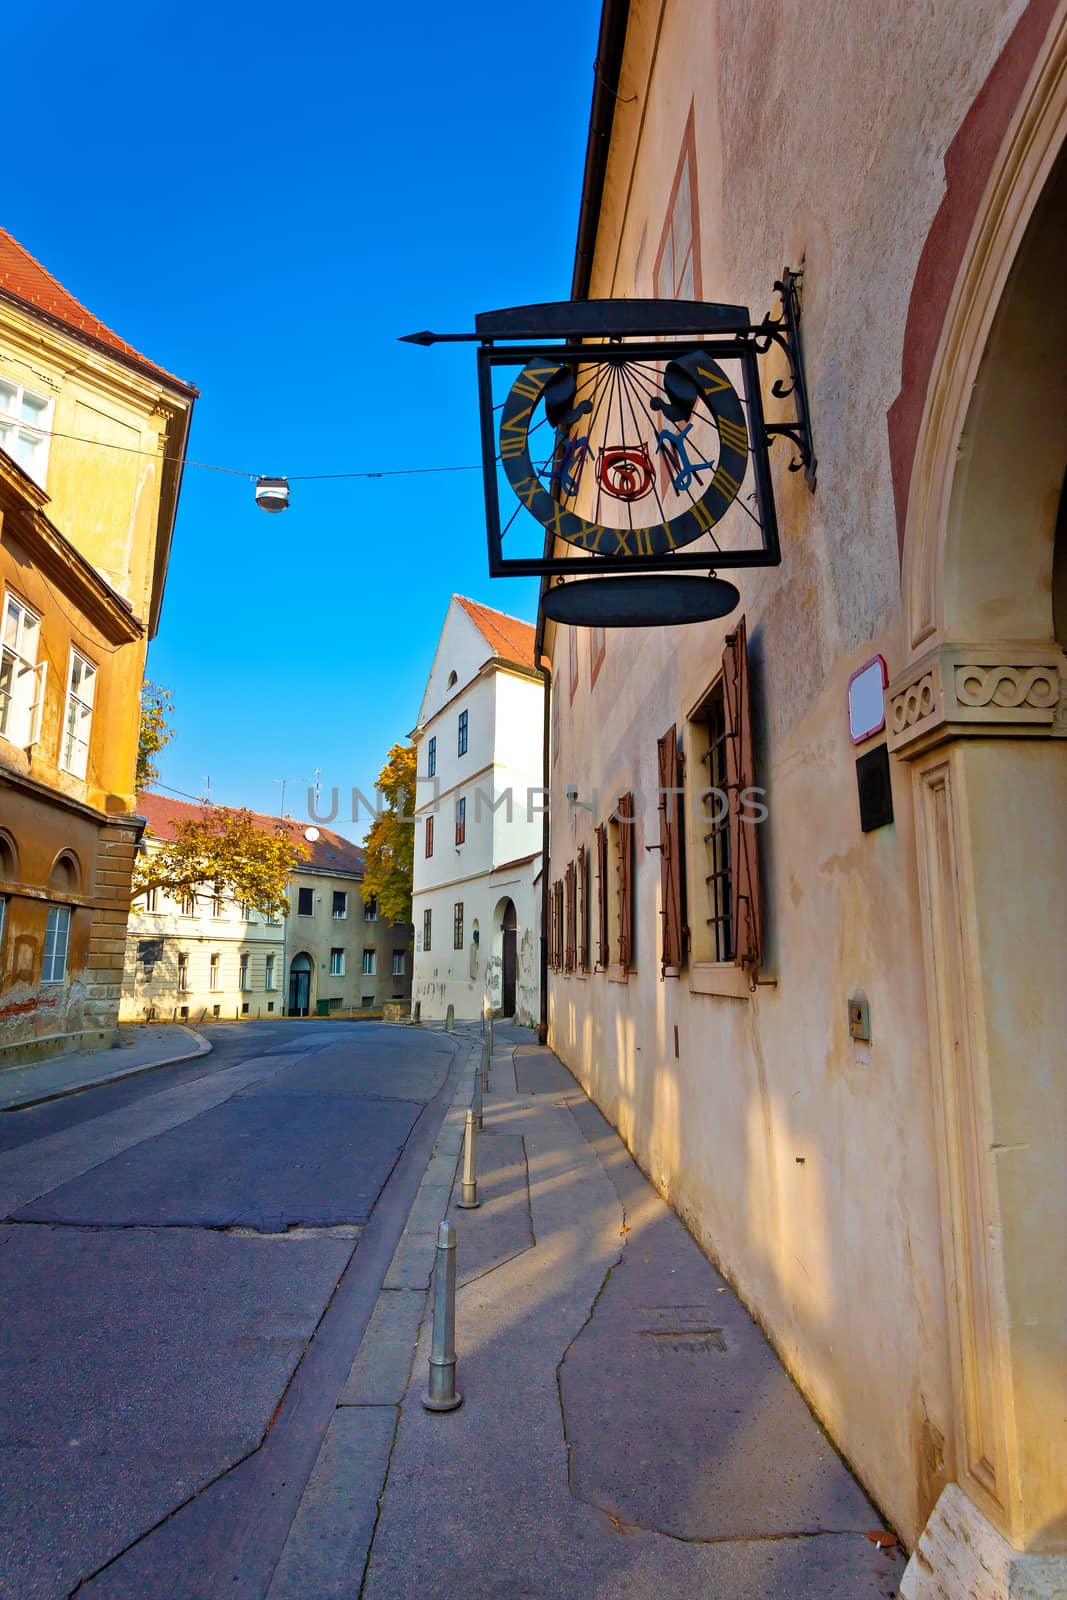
[266,911,281,925]
[332,890,347,919]
[211,887,224,918]
[457,709,468,756]
[41,905,69,983]
[423,908,432,952]
[427,736,436,777]
[209,953,220,990]
[361,948,376,976]
[654,109,701,302]
[177,952,190,991]
[657,725,687,977]
[453,901,464,950]
[297,886,314,916]
[0,375,52,486]
[696,684,733,963]
[239,953,251,990]
[612,793,635,971]
[265,953,276,990]
[363,896,378,921]
[687,618,763,975]
[180,892,196,917]
[241,902,256,923]
[425,814,434,857]
[392,949,405,977]
[0,593,45,748]
[0,895,6,960]
[565,860,576,972]
[145,888,159,912]
[58,650,97,779]
[330,947,346,976]
[595,823,609,970]
[455,796,466,846]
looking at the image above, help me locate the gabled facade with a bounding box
[410,596,544,1022]
[542,5,1067,1597]
[0,230,195,1058]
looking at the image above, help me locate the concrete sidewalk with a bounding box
[0,1024,210,1112]
[268,1026,903,1599]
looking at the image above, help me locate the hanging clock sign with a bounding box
[400,281,816,583]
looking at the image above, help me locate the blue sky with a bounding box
[7,1,598,838]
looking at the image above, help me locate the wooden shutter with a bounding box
[577,846,589,970]
[722,617,762,972]
[657,725,686,977]
[595,823,609,968]
[617,792,634,970]
[565,860,576,972]
[547,881,555,969]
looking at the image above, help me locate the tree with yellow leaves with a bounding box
[361,743,416,928]
[133,808,307,919]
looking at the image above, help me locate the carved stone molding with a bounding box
[887,644,1066,758]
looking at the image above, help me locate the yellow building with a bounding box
[0,228,195,1060]
[541,5,1066,1598]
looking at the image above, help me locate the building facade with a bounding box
[285,847,411,1016]
[541,6,1067,1599]
[410,596,543,1023]
[0,229,195,1059]
[121,795,411,1020]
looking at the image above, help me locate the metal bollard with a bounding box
[445,1003,455,1033]
[473,1062,483,1130]
[488,1014,494,1059]
[421,1220,462,1411]
[457,1108,480,1209]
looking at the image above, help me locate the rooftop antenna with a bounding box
[273,775,309,818]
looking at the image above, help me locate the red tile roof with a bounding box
[136,792,365,876]
[455,595,545,671]
[0,229,197,394]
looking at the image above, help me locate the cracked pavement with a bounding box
[0,1022,462,1600]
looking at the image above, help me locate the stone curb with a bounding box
[0,1028,212,1112]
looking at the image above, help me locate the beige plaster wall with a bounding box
[545,0,1037,1545]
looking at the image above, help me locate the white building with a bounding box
[410,596,544,1023]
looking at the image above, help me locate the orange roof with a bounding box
[136,792,365,876]
[0,229,196,395]
[455,595,545,671]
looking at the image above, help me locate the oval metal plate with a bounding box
[541,575,741,629]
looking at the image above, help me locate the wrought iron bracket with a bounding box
[753,268,817,489]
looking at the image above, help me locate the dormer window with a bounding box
[447,670,458,689]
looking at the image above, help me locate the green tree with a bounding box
[137,681,174,790]
[361,742,416,927]
[134,808,307,918]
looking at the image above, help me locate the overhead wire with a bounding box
[0,410,481,483]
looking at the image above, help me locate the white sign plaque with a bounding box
[848,655,888,744]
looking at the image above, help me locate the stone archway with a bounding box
[893,17,1067,1596]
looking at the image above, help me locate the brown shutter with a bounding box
[555,881,564,971]
[595,823,609,969]
[722,617,762,973]
[577,846,589,970]
[657,725,686,977]
[547,880,556,969]
[617,791,634,970]
[565,860,576,972]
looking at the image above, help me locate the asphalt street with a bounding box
[0,1022,463,1600]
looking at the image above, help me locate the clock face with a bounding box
[497,349,750,559]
